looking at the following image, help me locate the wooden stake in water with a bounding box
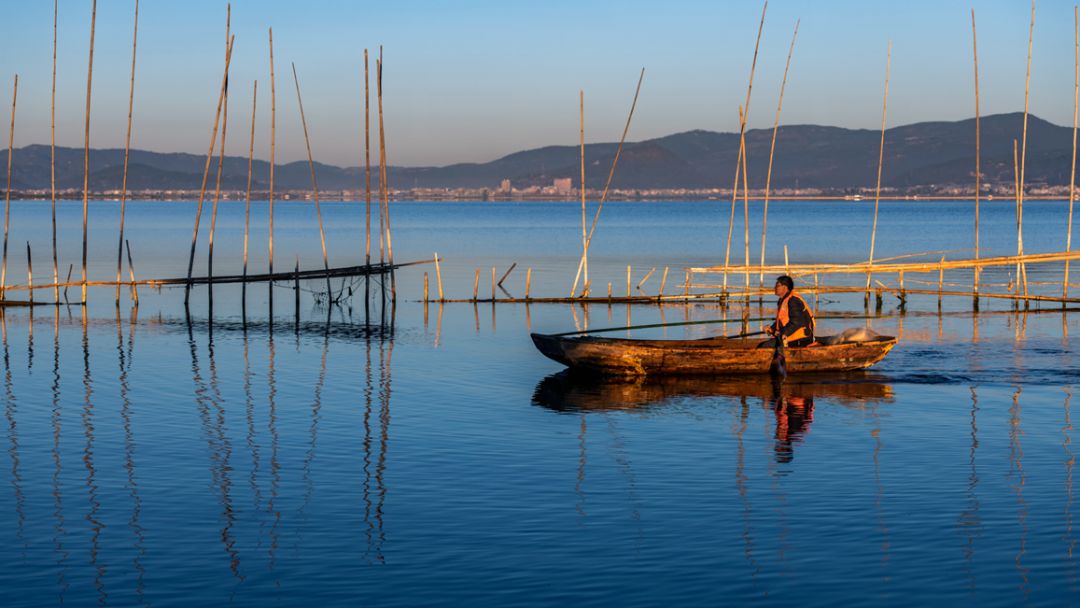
[472,268,479,302]
[116,0,139,306]
[50,0,58,303]
[866,42,891,293]
[971,9,982,297]
[626,265,632,297]
[25,242,31,304]
[525,267,532,300]
[434,252,443,301]
[1013,139,1022,292]
[723,1,767,291]
[1,74,16,302]
[1017,0,1035,298]
[376,50,395,297]
[184,35,235,304]
[126,239,138,305]
[81,0,97,305]
[659,266,669,296]
[291,62,333,298]
[208,9,231,307]
[1069,5,1079,299]
[760,19,799,286]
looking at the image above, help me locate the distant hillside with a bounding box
[0,113,1073,192]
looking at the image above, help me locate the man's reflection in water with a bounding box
[772,393,815,464]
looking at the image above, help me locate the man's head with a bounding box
[775,275,794,297]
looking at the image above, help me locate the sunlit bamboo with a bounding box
[760,19,799,285]
[866,42,891,292]
[81,0,97,305]
[1,74,16,301]
[292,62,333,298]
[116,0,139,305]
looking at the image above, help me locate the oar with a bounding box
[548,314,883,338]
[770,333,788,378]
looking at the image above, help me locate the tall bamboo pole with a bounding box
[723,1,767,291]
[866,42,891,293]
[578,90,588,296]
[207,4,230,307]
[1014,138,1021,291]
[116,0,139,306]
[291,62,333,298]
[243,80,257,296]
[268,28,276,308]
[1,75,15,302]
[183,35,235,304]
[377,49,395,297]
[50,0,58,303]
[1017,0,1035,297]
[759,19,799,286]
[570,67,645,297]
[740,109,751,291]
[1068,6,1079,299]
[364,49,372,266]
[972,9,982,297]
[81,0,97,305]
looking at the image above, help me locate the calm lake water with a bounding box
[1,199,1080,606]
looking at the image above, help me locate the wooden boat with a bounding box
[530,332,898,376]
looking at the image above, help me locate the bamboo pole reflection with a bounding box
[362,323,376,561]
[575,415,586,520]
[2,311,26,559]
[301,334,328,524]
[960,386,981,592]
[871,403,891,583]
[117,308,146,602]
[375,330,393,556]
[242,326,262,516]
[266,332,281,580]
[81,307,106,604]
[51,305,69,601]
[1009,386,1030,598]
[735,396,759,578]
[1065,388,1075,585]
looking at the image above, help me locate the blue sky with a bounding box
[0,0,1077,167]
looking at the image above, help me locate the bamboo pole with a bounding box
[376,49,394,296]
[1068,5,1079,299]
[866,42,891,293]
[63,264,71,303]
[723,1,767,291]
[50,0,58,303]
[184,35,235,304]
[578,90,588,297]
[972,9,982,297]
[268,28,276,307]
[291,62,333,298]
[423,272,428,302]
[125,240,138,305]
[626,264,631,297]
[26,242,31,304]
[491,266,497,301]
[364,49,372,266]
[1014,139,1022,293]
[243,80,257,294]
[472,268,479,301]
[116,0,139,306]
[739,108,751,291]
[525,268,532,300]
[760,19,799,286]
[1017,0,1035,299]
[209,9,231,307]
[660,266,669,296]
[498,262,516,287]
[81,0,96,305]
[570,68,645,297]
[1,74,16,302]
[637,267,656,291]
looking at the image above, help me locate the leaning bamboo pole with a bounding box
[115,0,139,306]
[723,1,767,291]
[81,0,97,305]
[207,4,230,306]
[243,80,257,296]
[759,19,799,286]
[1,74,15,302]
[377,49,395,297]
[291,62,333,298]
[1018,0,1035,297]
[1068,5,1079,299]
[578,90,588,297]
[866,42,891,294]
[569,67,645,297]
[739,106,751,291]
[971,9,982,297]
[50,0,58,303]
[183,35,235,304]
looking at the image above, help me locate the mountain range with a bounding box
[0,112,1073,193]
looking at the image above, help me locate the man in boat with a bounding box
[761,275,815,348]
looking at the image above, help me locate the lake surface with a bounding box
[1,199,1079,606]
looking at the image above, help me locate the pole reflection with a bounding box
[1009,386,1029,598]
[118,308,147,604]
[51,306,69,602]
[1064,388,1075,588]
[81,306,106,605]
[2,311,26,560]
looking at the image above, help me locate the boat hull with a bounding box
[531,333,897,376]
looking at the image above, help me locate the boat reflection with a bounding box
[532,370,895,414]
